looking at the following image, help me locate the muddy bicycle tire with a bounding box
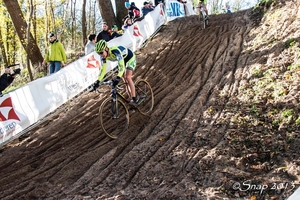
[135,79,154,115]
[99,97,130,139]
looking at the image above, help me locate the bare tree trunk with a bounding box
[91,0,96,32]
[115,0,128,28]
[0,28,8,67]
[27,0,34,81]
[60,1,70,43]
[97,0,116,28]
[50,1,56,32]
[82,0,87,46]
[2,0,43,68]
[6,21,11,64]
[71,0,76,48]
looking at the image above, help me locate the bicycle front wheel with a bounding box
[99,97,130,139]
[135,79,154,115]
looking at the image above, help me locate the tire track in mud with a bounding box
[62,10,254,199]
[0,9,257,200]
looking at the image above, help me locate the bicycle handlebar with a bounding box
[99,80,113,86]
[99,80,125,91]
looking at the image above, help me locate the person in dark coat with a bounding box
[96,22,112,42]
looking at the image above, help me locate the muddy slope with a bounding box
[1,1,300,199]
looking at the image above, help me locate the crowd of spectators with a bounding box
[87,1,160,51]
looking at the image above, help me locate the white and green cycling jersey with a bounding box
[98,46,136,81]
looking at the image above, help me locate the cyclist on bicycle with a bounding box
[94,40,139,104]
[197,0,208,17]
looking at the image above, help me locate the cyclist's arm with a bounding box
[98,59,107,81]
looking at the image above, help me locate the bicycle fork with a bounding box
[111,88,119,119]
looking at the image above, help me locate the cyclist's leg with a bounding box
[124,69,135,99]
[124,55,137,101]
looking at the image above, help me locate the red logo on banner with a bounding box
[160,4,164,15]
[86,55,101,69]
[133,25,143,37]
[0,97,20,122]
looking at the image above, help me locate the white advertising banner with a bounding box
[165,0,195,21]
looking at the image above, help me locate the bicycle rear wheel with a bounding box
[99,97,130,139]
[135,79,154,115]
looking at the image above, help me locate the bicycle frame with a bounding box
[109,83,130,119]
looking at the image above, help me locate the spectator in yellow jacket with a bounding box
[42,33,67,74]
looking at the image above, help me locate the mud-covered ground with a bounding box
[1,0,300,199]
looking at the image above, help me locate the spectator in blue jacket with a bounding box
[142,1,154,17]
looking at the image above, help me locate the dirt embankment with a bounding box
[0,0,300,199]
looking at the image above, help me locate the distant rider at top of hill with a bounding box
[197,0,208,17]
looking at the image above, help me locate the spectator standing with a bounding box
[0,67,21,95]
[225,2,231,13]
[142,1,154,17]
[111,25,123,38]
[85,33,97,55]
[149,1,155,8]
[122,18,133,30]
[123,2,141,21]
[154,0,165,6]
[96,22,113,42]
[42,33,67,74]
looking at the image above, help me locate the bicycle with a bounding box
[196,3,208,29]
[98,79,154,139]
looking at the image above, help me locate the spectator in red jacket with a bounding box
[123,2,141,22]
